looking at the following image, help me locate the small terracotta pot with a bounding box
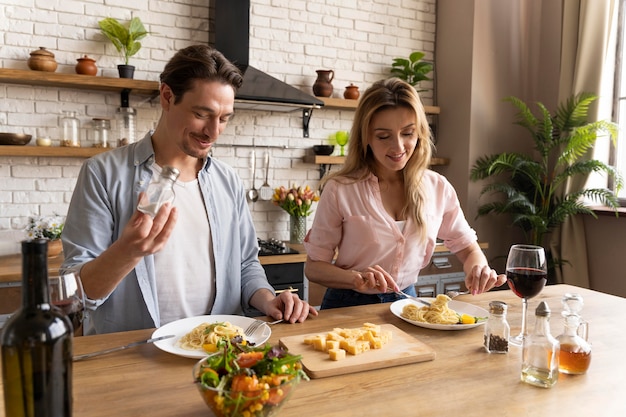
[344,83,360,100]
[27,47,58,72]
[75,55,98,76]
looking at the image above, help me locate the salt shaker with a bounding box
[521,301,560,388]
[484,301,510,353]
[137,166,180,217]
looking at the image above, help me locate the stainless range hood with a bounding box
[211,0,324,114]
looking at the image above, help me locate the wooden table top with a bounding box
[2,284,623,417]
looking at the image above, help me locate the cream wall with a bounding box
[0,0,436,252]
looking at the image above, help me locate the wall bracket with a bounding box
[302,108,313,137]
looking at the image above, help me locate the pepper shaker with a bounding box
[484,301,510,353]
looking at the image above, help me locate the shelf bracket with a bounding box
[120,89,131,108]
[318,163,330,179]
[302,108,313,137]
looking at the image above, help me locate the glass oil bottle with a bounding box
[557,293,591,374]
[484,301,510,353]
[521,301,559,388]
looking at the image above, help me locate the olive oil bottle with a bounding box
[1,239,73,416]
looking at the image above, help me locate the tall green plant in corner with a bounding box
[470,93,622,249]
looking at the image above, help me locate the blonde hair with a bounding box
[323,78,433,242]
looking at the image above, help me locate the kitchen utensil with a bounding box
[73,334,175,361]
[246,149,259,202]
[0,133,32,146]
[259,150,273,200]
[394,289,431,306]
[244,319,283,337]
[279,323,435,378]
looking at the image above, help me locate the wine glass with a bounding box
[506,244,547,346]
[49,272,85,335]
[335,131,349,156]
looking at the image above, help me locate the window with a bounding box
[612,0,626,201]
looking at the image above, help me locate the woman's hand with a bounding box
[351,265,399,294]
[261,291,318,323]
[465,264,507,295]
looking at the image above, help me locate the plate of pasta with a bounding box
[151,315,271,358]
[390,295,488,330]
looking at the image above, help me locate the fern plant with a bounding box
[470,92,621,248]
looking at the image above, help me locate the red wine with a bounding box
[1,239,73,417]
[507,267,547,298]
[53,299,84,332]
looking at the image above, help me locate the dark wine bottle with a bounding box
[1,239,73,417]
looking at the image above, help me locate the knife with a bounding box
[73,334,175,361]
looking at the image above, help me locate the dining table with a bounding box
[1,283,624,416]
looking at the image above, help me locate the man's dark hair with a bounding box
[159,45,243,104]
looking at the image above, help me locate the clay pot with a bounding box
[75,55,98,76]
[27,47,58,72]
[312,69,334,97]
[343,83,360,100]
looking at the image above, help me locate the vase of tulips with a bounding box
[272,184,320,243]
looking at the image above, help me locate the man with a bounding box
[61,45,317,335]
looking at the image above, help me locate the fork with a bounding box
[395,289,432,307]
[244,319,284,337]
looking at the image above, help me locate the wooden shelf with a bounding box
[317,96,440,114]
[305,155,449,165]
[0,68,159,96]
[0,145,111,158]
[304,154,450,179]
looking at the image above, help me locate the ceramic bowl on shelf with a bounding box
[313,145,335,155]
[0,133,32,146]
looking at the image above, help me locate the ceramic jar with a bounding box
[27,47,58,72]
[344,83,360,100]
[75,55,98,76]
[312,69,334,97]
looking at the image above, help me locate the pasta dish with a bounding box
[178,321,244,351]
[401,294,459,325]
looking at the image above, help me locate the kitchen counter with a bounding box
[0,246,306,284]
[1,284,623,416]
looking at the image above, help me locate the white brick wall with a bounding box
[0,0,436,252]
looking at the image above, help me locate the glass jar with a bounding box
[116,106,136,147]
[137,166,180,217]
[92,118,112,148]
[483,301,510,353]
[60,110,80,147]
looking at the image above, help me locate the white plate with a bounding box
[390,298,488,331]
[151,315,271,359]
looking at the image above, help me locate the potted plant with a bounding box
[390,51,433,91]
[470,92,622,270]
[98,17,149,79]
[25,214,65,257]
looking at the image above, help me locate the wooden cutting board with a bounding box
[279,323,436,378]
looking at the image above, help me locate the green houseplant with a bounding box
[98,17,149,78]
[470,93,621,251]
[390,51,433,91]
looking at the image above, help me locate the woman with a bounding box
[304,78,506,309]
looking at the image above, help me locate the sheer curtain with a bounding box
[549,0,618,286]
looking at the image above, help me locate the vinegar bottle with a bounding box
[521,301,559,388]
[1,239,73,417]
[137,165,180,217]
[557,313,591,374]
